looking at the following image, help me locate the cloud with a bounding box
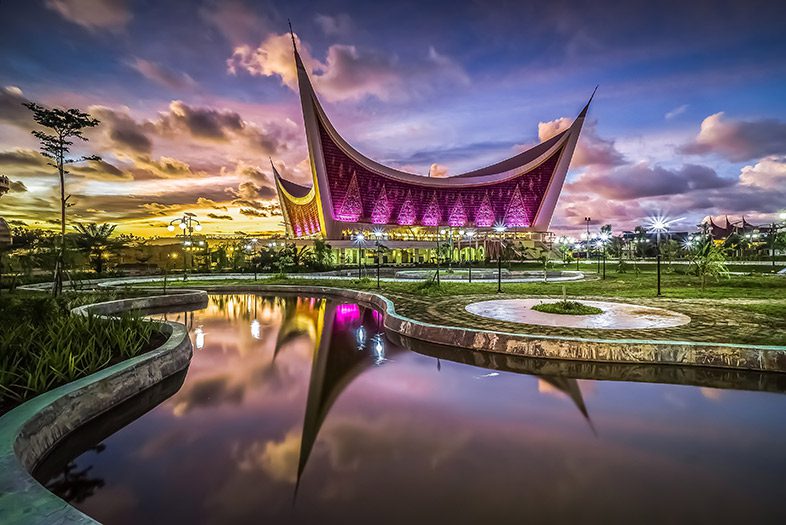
[9,180,28,193]
[538,118,626,167]
[155,100,294,155]
[227,32,469,102]
[0,86,31,128]
[665,104,688,120]
[239,208,266,217]
[89,106,153,154]
[0,148,48,168]
[566,161,735,200]
[128,58,196,90]
[197,197,228,211]
[46,0,132,30]
[199,0,269,45]
[207,213,233,220]
[739,155,786,191]
[314,13,353,36]
[428,163,449,177]
[680,112,786,162]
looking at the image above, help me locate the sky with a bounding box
[1,0,785,236]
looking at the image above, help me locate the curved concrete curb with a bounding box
[0,290,207,525]
[182,284,786,374]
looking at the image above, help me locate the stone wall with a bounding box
[0,291,207,525]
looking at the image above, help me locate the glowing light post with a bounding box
[464,230,476,282]
[373,229,385,289]
[353,232,365,280]
[771,212,786,270]
[599,232,610,280]
[584,216,591,267]
[647,216,670,297]
[245,238,260,280]
[167,213,202,281]
[494,223,507,293]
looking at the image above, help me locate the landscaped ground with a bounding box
[0,290,163,415]
[160,269,786,346]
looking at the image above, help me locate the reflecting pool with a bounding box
[35,294,786,524]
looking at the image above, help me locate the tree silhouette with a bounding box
[73,223,117,275]
[24,102,100,295]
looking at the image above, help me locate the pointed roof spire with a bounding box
[578,85,598,119]
[288,19,296,50]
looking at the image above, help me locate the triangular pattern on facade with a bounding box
[474,191,495,227]
[371,184,392,224]
[503,183,530,227]
[396,190,417,225]
[421,192,442,226]
[448,194,467,227]
[336,172,363,222]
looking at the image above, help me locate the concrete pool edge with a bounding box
[186,284,786,373]
[0,290,207,525]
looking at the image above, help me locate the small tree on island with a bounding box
[691,241,729,290]
[24,102,100,295]
[73,223,117,275]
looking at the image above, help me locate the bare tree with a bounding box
[24,103,100,295]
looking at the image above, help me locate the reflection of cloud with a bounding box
[700,387,724,401]
[236,430,301,484]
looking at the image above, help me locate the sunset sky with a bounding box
[1,0,785,236]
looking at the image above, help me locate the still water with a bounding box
[36,294,786,524]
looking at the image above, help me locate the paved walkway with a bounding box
[465,298,691,329]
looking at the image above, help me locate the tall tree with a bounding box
[24,102,100,295]
[73,223,117,275]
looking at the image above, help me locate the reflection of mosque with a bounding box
[264,295,594,493]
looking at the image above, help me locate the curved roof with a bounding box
[294,47,583,189]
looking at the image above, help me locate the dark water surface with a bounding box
[35,294,786,524]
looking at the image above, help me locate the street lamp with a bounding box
[373,229,385,289]
[167,212,201,281]
[584,216,591,267]
[647,215,670,296]
[494,223,507,293]
[770,212,786,270]
[599,232,610,279]
[246,238,260,280]
[353,232,365,280]
[464,230,476,283]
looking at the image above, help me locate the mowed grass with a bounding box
[157,269,786,346]
[166,269,786,301]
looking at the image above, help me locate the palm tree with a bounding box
[73,223,117,275]
[690,241,729,290]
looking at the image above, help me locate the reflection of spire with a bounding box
[294,303,398,499]
[540,376,596,436]
[273,297,324,362]
[407,342,596,434]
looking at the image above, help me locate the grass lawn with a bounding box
[0,291,163,414]
[158,269,786,346]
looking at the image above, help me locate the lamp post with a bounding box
[584,216,591,268]
[464,230,475,283]
[494,224,507,293]
[771,212,786,270]
[167,213,202,281]
[647,217,669,297]
[353,232,365,280]
[599,232,610,280]
[245,238,260,280]
[373,229,384,289]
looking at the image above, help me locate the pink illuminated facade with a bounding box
[274,39,592,241]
